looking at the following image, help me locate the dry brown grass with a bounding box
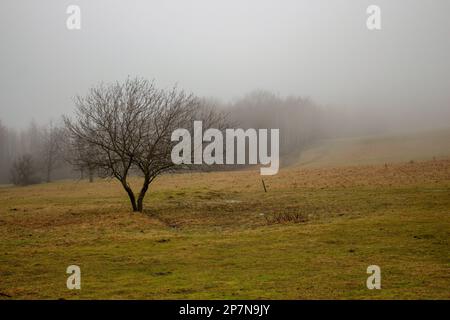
[0,159,449,299]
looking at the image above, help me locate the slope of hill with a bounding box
[298,128,450,168]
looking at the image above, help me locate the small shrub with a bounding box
[266,212,308,225]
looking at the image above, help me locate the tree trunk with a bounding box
[88,168,94,183]
[137,176,151,212]
[121,180,138,212]
[137,197,144,213]
[46,166,51,183]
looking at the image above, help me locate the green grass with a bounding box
[0,160,449,299]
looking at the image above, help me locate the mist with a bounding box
[1,1,450,184]
[2,2,450,301]
[0,0,449,130]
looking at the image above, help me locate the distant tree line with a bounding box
[0,120,67,185]
[223,90,323,164]
[0,79,334,212]
[0,92,324,185]
[0,81,330,193]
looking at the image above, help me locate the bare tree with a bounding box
[10,154,39,186]
[64,134,98,182]
[0,120,9,182]
[40,122,64,183]
[64,78,225,212]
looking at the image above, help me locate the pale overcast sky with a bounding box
[1,0,449,128]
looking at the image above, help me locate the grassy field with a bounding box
[0,157,449,299]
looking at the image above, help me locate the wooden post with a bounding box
[261,179,267,193]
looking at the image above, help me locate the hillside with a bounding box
[298,128,450,168]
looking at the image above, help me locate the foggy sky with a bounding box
[1,0,449,129]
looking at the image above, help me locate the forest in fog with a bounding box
[2,85,447,185]
[0,89,325,184]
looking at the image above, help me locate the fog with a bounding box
[1,0,449,130]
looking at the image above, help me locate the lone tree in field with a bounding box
[64,78,225,212]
